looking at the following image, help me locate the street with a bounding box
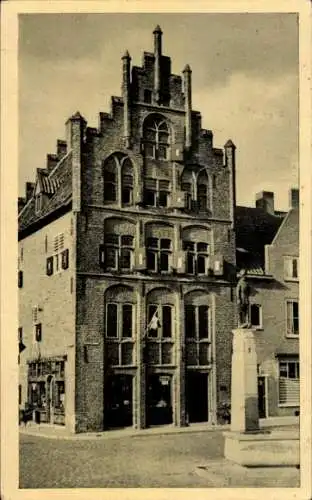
[19,429,300,488]
[19,430,224,488]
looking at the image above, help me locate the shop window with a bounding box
[286,300,299,337]
[278,359,299,406]
[146,237,171,273]
[284,256,299,280]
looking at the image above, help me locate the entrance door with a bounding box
[105,374,133,429]
[147,374,173,426]
[258,376,266,418]
[186,371,208,423]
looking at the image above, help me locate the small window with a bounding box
[250,304,262,329]
[46,257,53,276]
[284,257,299,280]
[61,249,69,270]
[144,89,152,103]
[18,270,23,288]
[35,323,42,342]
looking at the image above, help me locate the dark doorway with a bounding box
[147,374,173,426]
[104,374,133,429]
[186,371,208,423]
[258,376,266,418]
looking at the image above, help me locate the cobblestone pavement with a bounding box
[19,430,300,489]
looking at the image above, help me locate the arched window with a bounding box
[143,116,170,160]
[103,157,117,202]
[121,158,133,205]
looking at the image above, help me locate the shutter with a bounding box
[176,250,186,274]
[61,249,69,270]
[99,244,105,268]
[135,247,146,270]
[46,256,53,276]
[212,255,224,276]
[279,378,299,405]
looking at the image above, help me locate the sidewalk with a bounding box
[19,415,299,441]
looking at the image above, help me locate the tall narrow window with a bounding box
[286,300,299,336]
[121,158,133,205]
[284,257,299,280]
[103,157,117,202]
[106,303,118,338]
[185,304,211,366]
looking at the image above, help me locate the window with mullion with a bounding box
[147,304,173,339]
[105,234,133,271]
[106,303,134,366]
[146,237,171,272]
[183,241,209,275]
[185,305,210,340]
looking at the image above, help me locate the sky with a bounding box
[18,13,299,210]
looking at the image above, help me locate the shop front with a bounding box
[27,356,66,425]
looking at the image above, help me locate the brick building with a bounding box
[236,189,299,417]
[18,27,238,432]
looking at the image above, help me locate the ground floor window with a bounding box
[278,358,299,406]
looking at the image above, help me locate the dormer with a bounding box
[34,168,60,214]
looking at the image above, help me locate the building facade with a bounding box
[18,27,238,432]
[236,190,299,418]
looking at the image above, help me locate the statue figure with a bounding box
[236,269,251,328]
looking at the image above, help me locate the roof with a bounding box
[235,206,286,275]
[18,152,73,236]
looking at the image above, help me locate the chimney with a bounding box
[289,188,299,209]
[183,64,192,149]
[26,182,35,201]
[153,25,162,103]
[121,50,131,148]
[256,191,275,215]
[224,139,236,227]
[66,111,86,213]
[57,139,67,159]
[47,154,59,172]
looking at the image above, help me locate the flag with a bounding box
[147,307,161,332]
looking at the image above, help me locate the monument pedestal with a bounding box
[224,328,299,467]
[230,328,259,432]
